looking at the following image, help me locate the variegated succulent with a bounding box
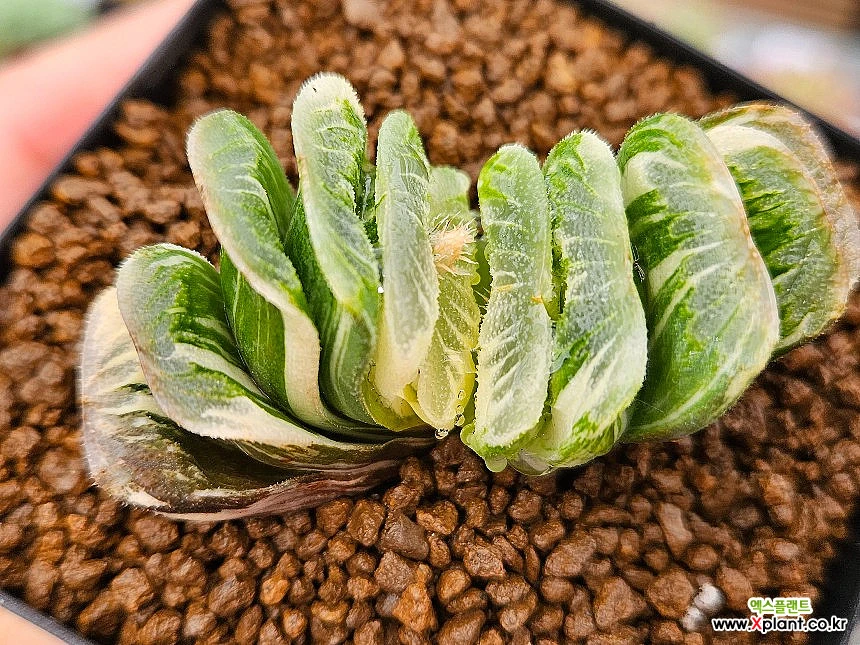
[81,73,859,518]
[82,74,479,519]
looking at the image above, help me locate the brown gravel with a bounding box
[0,0,859,643]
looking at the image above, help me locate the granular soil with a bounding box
[1,0,859,643]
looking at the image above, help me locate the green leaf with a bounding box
[618,114,779,441]
[219,252,386,439]
[464,145,554,466]
[427,166,473,227]
[291,73,380,320]
[288,73,380,424]
[702,103,860,352]
[289,74,424,430]
[115,243,428,468]
[187,109,365,434]
[406,166,481,430]
[519,131,648,469]
[372,110,439,403]
[80,288,415,520]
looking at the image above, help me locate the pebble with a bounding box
[463,544,506,580]
[544,532,597,577]
[593,577,647,628]
[341,0,384,30]
[129,514,179,553]
[316,498,353,537]
[437,609,485,645]
[137,609,181,645]
[716,566,753,612]
[646,569,696,619]
[655,502,694,557]
[392,581,437,632]
[108,568,153,612]
[416,500,459,535]
[206,576,255,618]
[375,551,416,593]
[437,566,471,604]
[379,512,429,560]
[348,499,386,547]
[12,233,54,269]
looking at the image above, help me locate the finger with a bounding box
[0,607,64,645]
[0,0,196,227]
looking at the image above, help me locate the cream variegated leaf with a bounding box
[115,244,430,469]
[406,166,481,431]
[186,109,373,435]
[702,102,860,352]
[373,110,439,403]
[618,114,779,441]
[80,288,419,520]
[464,145,554,468]
[517,131,647,470]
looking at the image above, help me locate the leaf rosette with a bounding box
[81,74,480,518]
[80,74,858,515]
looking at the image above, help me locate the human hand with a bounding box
[0,0,193,642]
[0,0,196,228]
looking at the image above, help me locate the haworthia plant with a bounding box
[81,71,859,517]
[702,102,860,352]
[80,288,423,521]
[618,113,780,441]
[463,145,554,468]
[516,132,648,471]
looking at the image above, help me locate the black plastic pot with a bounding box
[0,0,857,642]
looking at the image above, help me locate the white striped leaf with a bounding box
[373,110,439,403]
[290,73,420,428]
[406,166,481,430]
[115,244,430,468]
[518,131,647,470]
[186,109,366,434]
[463,145,553,469]
[618,114,779,441]
[80,288,414,520]
[702,103,860,352]
[289,74,377,423]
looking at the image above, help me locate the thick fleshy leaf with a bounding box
[702,103,860,352]
[289,73,382,424]
[427,166,472,226]
[618,114,779,441]
[373,110,439,402]
[115,243,429,467]
[186,109,363,433]
[406,166,480,430]
[80,288,411,520]
[219,252,385,440]
[291,73,380,317]
[518,132,647,470]
[464,145,553,468]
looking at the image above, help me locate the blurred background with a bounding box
[0,0,857,230]
[0,0,143,58]
[611,0,859,136]
[0,0,857,136]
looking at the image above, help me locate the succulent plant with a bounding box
[81,74,478,519]
[701,103,860,353]
[617,113,781,442]
[81,73,858,517]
